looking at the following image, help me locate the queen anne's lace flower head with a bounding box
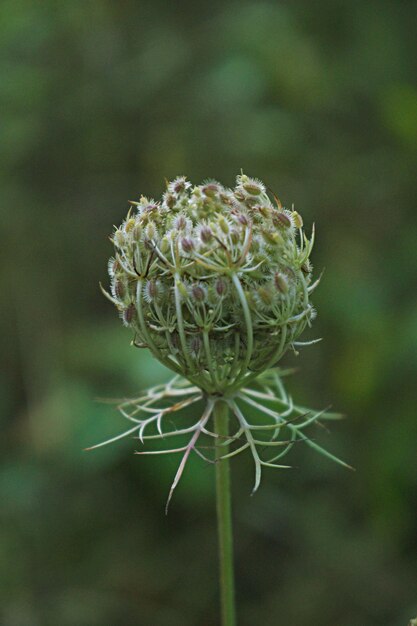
[94,174,349,511]
[103,173,317,395]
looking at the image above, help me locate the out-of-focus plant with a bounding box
[91,174,348,625]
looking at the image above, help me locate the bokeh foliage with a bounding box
[1,1,416,624]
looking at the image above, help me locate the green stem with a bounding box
[214,400,236,626]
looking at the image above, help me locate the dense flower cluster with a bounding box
[95,175,346,505]
[103,174,317,394]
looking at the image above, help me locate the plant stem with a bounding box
[214,400,236,626]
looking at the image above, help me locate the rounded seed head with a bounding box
[106,173,317,393]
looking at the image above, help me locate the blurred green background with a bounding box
[1,1,417,625]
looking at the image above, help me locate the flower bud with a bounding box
[202,183,219,198]
[261,229,284,246]
[218,216,230,235]
[292,211,303,228]
[257,286,275,307]
[181,237,194,253]
[114,279,126,299]
[274,272,289,294]
[230,229,240,245]
[245,197,258,208]
[160,236,170,254]
[237,174,266,197]
[243,181,262,195]
[144,280,161,302]
[200,225,213,244]
[301,261,311,274]
[114,230,125,247]
[170,176,190,194]
[191,284,206,302]
[177,280,189,299]
[274,212,291,229]
[108,257,118,277]
[124,218,135,233]
[220,192,233,206]
[215,278,227,297]
[174,215,187,230]
[236,213,249,226]
[123,303,136,325]
[258,205,272,219]
[164,192,175,209]
[146,221,157,240]
[132,224,142,241]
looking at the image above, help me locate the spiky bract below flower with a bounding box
[103,174,318,395]
[88,370,348,511]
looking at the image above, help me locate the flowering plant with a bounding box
[92,174,347,625]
